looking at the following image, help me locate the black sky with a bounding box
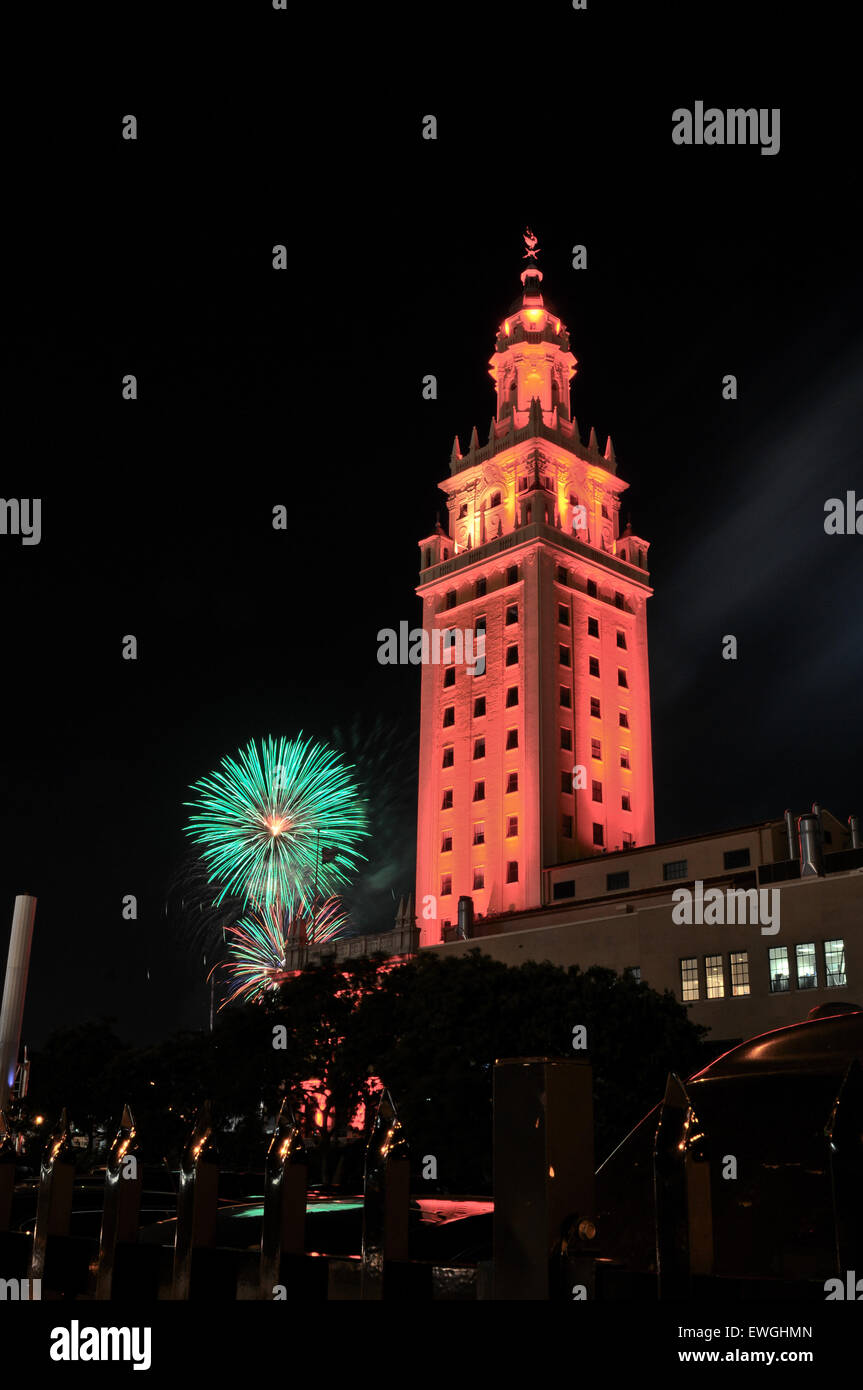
[1,8,862,1045]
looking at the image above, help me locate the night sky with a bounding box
[2,11,862,1046]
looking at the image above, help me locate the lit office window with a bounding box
[824,938,846,988]
[796,942,818,990]
[680,958,699,1002]
[730,952,750,996]
[768,946,790,993]
[705,954,725,999]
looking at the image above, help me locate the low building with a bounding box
[428,807,863,1048]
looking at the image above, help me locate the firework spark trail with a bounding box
[185,734,369,911]
[220,895,350,1005]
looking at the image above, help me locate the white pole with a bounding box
[0,895,37,1111]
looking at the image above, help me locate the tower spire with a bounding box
[520,226,544,304]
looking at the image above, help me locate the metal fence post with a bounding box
[361,1089,410,1299]
[172,1101,220,1300]
[95,1104,143,1300]
[653,1071,713,1298]
[30,1108,76,1286]
[493,1057,596,1300]
[260,1100,308,1297]
[826,1058,863,1275]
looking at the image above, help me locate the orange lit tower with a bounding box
[416,233,655,947]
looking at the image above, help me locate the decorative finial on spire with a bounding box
[520,228,544,299]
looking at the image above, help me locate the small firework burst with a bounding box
[220,894,350,1005]
[185,734,369,911]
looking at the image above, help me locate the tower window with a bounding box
[558,604,569,625]
[619,711,629,729]
[441,833,452,853]
[441,875,452,896]
[506,687,519,707]
[506,816,518,837]
[442,747,454,768]
[561,771,572,794]
[614,591,625,610]
[506,644,519,666]
[617,631,627,649]
[505,603,518,625]
[441,789,453,810]
[475,614,487,635]
[591,739,601,759]
[506,728,519,750]
[601,504,609,519]
[593,823,604,846]
[587,617,599,637]
[592,780,602,803]
[506,862,519,883]
[445,590,457,610]
[442,706,455,728]
[474,696,486,717]
[459,503,468,518]
[473,781,486,802]
[590,698,601,718]
[560,687,572,709]
[589,657,600,678]
[559,645,571,667]
[475,577,487,598]
[506,772,519,793]
[443,667,455,688]
[622,792,631,811]
[561,813,573,838]
[506,565,519,584]
[556,565,567,583]
[618,669,628,688]
[620,751,630,769]
[473,738,485,760]
[560,728,572,750]
[473,869,485,890]
[587,580,597,598]
[490,492,501,508]
[473,822,485,845]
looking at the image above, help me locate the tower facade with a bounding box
[416,238,654,948]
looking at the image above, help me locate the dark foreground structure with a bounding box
[1,1011,861,1300]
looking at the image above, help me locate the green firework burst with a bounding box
[185,734,369,909]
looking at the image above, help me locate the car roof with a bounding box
[690,1010,863,1083]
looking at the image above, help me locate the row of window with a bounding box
[442,681,632,732]
[441,865,518,894]
[441,603,627,645]
[441,778,632,809]
[444,690,631,724]
[680,940,846,1001]
[441,572,631,612]
[442,730,634,765]
[551,849,756,902]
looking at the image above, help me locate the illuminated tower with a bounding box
[415,233,655,947]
